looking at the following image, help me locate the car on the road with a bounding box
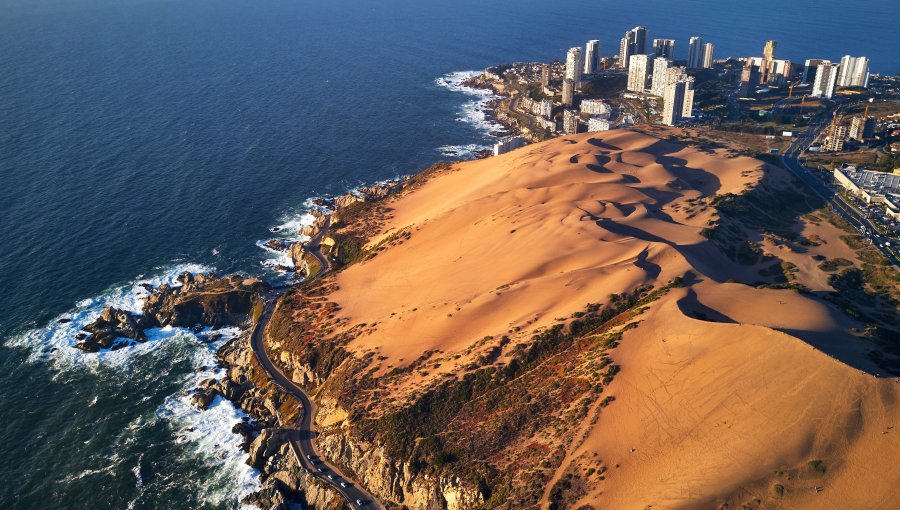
[318,467,326,473]
[306,454,312,460]
[340,482,348,488]
[328,474,335,480]
[356,500,364,507]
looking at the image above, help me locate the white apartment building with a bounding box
[580,99,611,117]
[812,61,838,98]
[687,36,704,68]
[768,59,792,84]
[702,42,715,68]
[584,40,600,74]
[493,135,527,156]
[588,117,612,132]
[619,26,647,68]
[803,58,827,83]
[837,55,869,87]
[627,53,652,93]
[653,39,675,59]
[566,47,584,89]
[650,57,672,97]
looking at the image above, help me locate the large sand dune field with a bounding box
[289,130,898,508]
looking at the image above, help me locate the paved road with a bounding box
[251,227,384,509]
[780,108,899,266]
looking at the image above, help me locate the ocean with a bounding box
[0,0,897,507]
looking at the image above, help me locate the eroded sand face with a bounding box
[326,130,899,508]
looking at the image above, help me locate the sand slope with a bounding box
[321,130,898,507]
[333,131,758,368]
[579,290,899,509]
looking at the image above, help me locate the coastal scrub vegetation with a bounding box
[346,278,685,507]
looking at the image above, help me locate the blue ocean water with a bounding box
[0,0,897,508]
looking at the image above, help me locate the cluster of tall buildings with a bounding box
[809,55,869,98]
[618,27,713,70]
[662,76,695,126]
[619,26,648,70]
[738,40,794,97]
[614,26,711,126]
[626,54,694,126]
[687,37,714,69]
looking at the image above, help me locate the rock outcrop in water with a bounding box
[75,272,268,352]
[76,307,150,351]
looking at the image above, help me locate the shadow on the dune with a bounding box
[586,153,613,173]
[587,138,621,151]
[580,136,898,376]
[648,140,724,196]
[634,246,661,279]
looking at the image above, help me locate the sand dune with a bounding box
[333,131,760,367]
[577,290,899,509]
[319,130,898,507]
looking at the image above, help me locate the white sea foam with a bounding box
[437,143,490,159]
[8,264,262,505]
[258,208,317,271]
[6,263,211,368]
[155,327,261,506]
[435,70,507,138]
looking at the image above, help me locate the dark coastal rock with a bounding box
[241,478,290,510]
[75,307,148,352]
[191,387,218,410]
[232,420,259,452]
[264,239,290,252]
[142,274,269,329]
[247,428,290,470]
[73,273,268,353]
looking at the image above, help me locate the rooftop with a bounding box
[841,166,900,194]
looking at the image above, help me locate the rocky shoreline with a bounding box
[74,272,269,353]
[182,175,436,509]
[71,161,482,509]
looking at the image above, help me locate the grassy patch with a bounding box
[807,460,826,473]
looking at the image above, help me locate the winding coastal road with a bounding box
[251,227,384,509]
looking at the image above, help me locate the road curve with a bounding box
[250,229,384,509]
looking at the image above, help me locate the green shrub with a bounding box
[808,460,826,473]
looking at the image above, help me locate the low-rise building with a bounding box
[493,135,527,156]
[580,99,611,117]
[587,117,612,132]
[536,117,558,132]
[518,97,554,119]
[834,166,900,220]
